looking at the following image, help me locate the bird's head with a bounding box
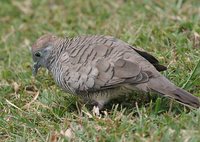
[31,34,57,76]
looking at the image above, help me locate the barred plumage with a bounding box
[31,34,200,109]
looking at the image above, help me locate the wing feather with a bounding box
[60,36,155,93]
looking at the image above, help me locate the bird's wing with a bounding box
[93,57,150,90]
[131,47,167,71]
[61,36,154,92]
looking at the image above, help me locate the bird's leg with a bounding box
[91,101,105,116]
[92,106,100,116]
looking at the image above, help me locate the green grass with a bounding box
[0,0,200,141]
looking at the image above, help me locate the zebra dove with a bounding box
[31,34,200,109]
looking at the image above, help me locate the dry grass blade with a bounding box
[12,82,20,94]
[60,128,75,140]
[5,99,23,112]
[23,91,40,109]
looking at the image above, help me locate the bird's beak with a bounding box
[32,62,41,76]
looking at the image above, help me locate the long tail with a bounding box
[147,76,200,108]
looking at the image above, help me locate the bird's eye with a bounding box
[35,52,42,57]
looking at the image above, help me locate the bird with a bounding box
[31,34,200,111]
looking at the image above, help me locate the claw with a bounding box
[92,106,100,116]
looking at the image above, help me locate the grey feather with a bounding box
[31,34,200,109]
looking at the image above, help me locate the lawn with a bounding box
[0,0,200,141]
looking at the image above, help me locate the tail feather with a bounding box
[170,88,200,108]
[148,76,200,108]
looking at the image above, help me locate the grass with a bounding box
[0,0,200,141]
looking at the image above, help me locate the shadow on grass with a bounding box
[64,92,190,116]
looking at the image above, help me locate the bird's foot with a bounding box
[92,105,100,116]
[91,101,105,116]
